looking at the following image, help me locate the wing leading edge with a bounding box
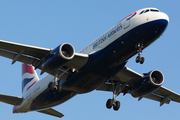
[96,67,180,106]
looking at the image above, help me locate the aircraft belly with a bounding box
[30,89,76,110]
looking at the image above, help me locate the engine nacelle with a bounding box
[41,43,75,70]
[131,70,164,98]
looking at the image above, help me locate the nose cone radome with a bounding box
[163,12,169,23]
[155,12,169,31]
[160,12,169,27]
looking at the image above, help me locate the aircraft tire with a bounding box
[140,57,145,64]
[57,84,62,94]
[48,82,54,92]
[113,101,120,111]
[136,56,140,63]
[106,99,113,109]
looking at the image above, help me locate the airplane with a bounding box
[0,7,180,118]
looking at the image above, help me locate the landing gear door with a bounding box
[124,19,130,29]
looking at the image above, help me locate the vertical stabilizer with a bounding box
[22,64,39,96]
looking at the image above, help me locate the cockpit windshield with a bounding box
[139,9,159,15]
[150,9,159,12]
[144,9,149,13]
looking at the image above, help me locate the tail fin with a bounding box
[22,64,39,96]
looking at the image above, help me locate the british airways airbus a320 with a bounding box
[0,8,180,118]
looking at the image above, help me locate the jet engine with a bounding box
[41,43,75,70]
[131,70,164,98]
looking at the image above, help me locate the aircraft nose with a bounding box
[162,12,169,23]
[155,12,169,30]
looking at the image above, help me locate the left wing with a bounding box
[0,40,88,76]
[38,108,64,118]
[97,67,180,106]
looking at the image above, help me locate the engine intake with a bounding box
[41,43,75,70]
[59,43,74,60]
[131,70,164,98]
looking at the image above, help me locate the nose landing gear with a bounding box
[135,43,145,64]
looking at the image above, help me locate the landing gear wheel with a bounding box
[140,57,145,64]
[106,99,113,109]
[136,56,140,63]
[57,84,62,94]
[48,82,54,92]
[113,101,120,111]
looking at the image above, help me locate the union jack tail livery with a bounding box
[22,64,39,96]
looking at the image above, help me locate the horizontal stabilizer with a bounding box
[38,108,64,118]
[0,94,23,105]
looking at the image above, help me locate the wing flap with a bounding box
[0,94,23,105]
[38,108,64,118]
[143,93,170,104]
[153,86,180,103]
[0,49,39,66]
[0,40,50,58]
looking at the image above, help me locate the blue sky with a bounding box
[0,0,180,120]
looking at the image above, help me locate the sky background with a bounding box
[0,0,179,120]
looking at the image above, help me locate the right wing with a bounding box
[38,108,64,118]
[0,40,88,77]
[97,67,180,106]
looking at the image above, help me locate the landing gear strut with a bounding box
[106,82,122,111]
[48,68,70,93]
[135,43,145,64]
[48,80,62,94]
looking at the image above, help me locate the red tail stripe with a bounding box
[22,64,34,76]
[26,79,38,91]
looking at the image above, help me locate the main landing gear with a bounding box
[135,43,145,64]
[106,82,124,111]
[48,76,62,94]
[48,81,62,93]
[48,68,70,93]
[106,98,120,111]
